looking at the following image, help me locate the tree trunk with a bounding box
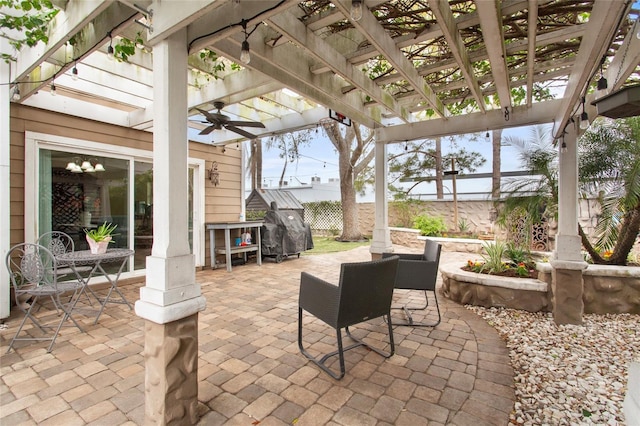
[435,137,443,199]
[492,129,502,199]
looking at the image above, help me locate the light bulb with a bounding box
[11,86,20,101]
[81,160,92,170]
[240,40,250,64]
[107,44,114,60]
[50,82,56,96]
[94,163,105,172]
[71,65,78,80]
[561,141,567,153]
[580,111,589,130]
[351,0,363,21]
[66,161,76,171]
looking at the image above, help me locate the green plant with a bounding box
[481,241,507,274]
[515,262,530,277]
[505,242,531,265]
[413,215,447,237]
[458,218,470,233]
[84,222,117,242]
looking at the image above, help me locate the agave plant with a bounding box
[84,222,118,243]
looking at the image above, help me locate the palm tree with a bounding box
[497,119,640,265]
[578,117,640,265]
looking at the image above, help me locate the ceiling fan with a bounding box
[194,101,265,139]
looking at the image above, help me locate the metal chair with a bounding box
[298,255,399,380]
[37,231,91,276]
[383,239,442,327]
[6,243,84,353]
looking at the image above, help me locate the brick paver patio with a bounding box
[1,245,515,425]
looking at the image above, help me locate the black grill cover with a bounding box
[261,202,313,256]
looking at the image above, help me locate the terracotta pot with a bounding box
[86,235,111,254]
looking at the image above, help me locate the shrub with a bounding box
[481,241,507,273]
[413,215,447,236]
[505,242,532,265]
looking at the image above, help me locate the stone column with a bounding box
[134,29,206,425]
[552,120,587,325]
[370,139,393,259]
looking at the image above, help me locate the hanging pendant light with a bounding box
[351,0,363,21]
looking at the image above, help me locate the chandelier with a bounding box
[66,157,106,173]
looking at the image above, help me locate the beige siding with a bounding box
[9,104,243,267]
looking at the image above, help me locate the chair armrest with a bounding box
[299,272,340,325]
[383,252,423,261]
[394,259,439,290]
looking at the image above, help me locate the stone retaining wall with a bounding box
[537,263,640,314]
[440,263,551,312]
[390,228,487,253]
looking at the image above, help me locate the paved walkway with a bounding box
[1,246,514,425]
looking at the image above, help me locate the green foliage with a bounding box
[113,37,136,62]
[481,241,507,274]
[413,215,447,237]
[458,217,469,233]
[303,201,342,221]
[504,242,532,265]
[245,210,266,221]
[390,200,424,228]
[0,0,59,62]
[84,222,117,242]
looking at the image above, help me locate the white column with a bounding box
[0,38,11,319]
[135,28,205,323]
[554,121,582,262]
[370,140,393,256]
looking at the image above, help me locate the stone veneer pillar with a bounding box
[135,28,205,425]
[553,120,587,325]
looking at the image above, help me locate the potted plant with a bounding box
[84,222,117,254]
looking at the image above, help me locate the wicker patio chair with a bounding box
[383,239,442,327]
[298,255,399,380]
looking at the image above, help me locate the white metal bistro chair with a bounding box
[6,243,84,353]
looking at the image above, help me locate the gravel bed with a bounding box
[466,306,639,425]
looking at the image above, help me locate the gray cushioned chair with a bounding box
[383,239,442,327]
[298,255,399,379]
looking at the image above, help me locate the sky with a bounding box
[254,123,549,201]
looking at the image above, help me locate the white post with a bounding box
[551,120,587,325]
[134,28,205,424]
[0,38,12,319]
[370,139,393,257]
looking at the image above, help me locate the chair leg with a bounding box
[392,290,441,327]
[7,296,60,353]
[298,308,346,380]
[298,309,395,380]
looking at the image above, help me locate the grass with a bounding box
[303,236,370,255]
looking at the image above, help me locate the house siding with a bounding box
[9,104,242,268]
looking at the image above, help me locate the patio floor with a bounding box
[0,245,515,425]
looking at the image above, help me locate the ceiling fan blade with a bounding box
[225,125,258,139]
[226,120,266,128]
[199,125,216,135]
[194,107,218,123]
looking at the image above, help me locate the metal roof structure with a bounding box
[3,0,639,146]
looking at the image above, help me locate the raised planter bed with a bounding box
[440,262,550,312]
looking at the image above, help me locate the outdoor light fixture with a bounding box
[351,0,363,21]
[485,130,490,138]
[71,62,79,81]
[561,140,568,154]
[11,85,20,101]
[50,81,56,96]
[208,161,220,186]
[597,56,608,92]
[240,20,250,64]
[580,98,589,130]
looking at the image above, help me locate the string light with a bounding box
[240,20,250,64]
[11,84,20,101]
[351,0,363,21]
[597,56,608,91]
[50,81,56,96]
[107,32,114,60]
[71,62,79,80]
[580,97,589,130]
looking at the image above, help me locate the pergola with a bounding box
[2,0,640,423]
